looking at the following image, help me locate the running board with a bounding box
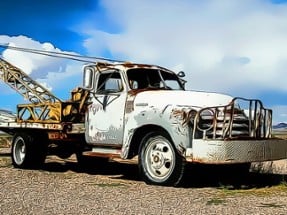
[83,147,122,158]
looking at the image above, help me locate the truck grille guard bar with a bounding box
[194,97,273,140]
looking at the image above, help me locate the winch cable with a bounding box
[0,43,125,64]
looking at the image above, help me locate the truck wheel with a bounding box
[139,131,185,186]
[12,133,46,169]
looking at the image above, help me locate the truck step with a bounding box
[83,147,122,158]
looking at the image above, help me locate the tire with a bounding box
[12,133,47,169]
[139,131,185,186]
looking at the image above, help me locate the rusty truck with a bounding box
[0,47,287,186]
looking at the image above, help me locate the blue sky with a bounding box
[0,0,287,124]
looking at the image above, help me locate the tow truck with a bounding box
[0,46,286,186]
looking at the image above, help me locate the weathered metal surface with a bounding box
[83,147,122,158]
[17,102,62,123]
[0,121,64,130]
[122,103,192,158]
[187,138,287,164]
[16,100,87,124]
[0,57,89,124]
[121,90,235,157]
[48,131,68,140]
[0,120,84,133]
[85,69,126,145]
[171,108,197,126]
[194,98,272,140]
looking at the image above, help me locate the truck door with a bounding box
[85,70,127,146]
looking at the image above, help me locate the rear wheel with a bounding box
[12,133,47,169]
[139,131,185,186]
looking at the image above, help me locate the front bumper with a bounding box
[186,138,287,164]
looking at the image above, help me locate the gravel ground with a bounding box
[1,148,287,215]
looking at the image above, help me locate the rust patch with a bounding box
[48,132,68,140]
[125,100,134,113]
[171,108,197,126]
[83,151,121,158]
[128,88,157,96]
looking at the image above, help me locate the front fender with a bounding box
[122,105,196,158]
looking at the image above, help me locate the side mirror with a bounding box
[83,66,95,89]
[177,71,185,78]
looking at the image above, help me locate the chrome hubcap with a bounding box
[145,138,175,181]
[13,137,26,165]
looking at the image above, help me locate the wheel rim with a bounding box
[13,137,26,165]
[144,137,176,182]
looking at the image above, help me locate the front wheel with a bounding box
[139,131,185,186]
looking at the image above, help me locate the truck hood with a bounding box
[133,90,233,110]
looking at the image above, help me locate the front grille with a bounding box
[194,98,272,140]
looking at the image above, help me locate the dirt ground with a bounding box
[1,146,287,215]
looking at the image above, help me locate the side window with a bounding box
[97,72,123,93]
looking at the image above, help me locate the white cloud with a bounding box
[0,1,286,122]
[0,35,60,76]
[0,35,82,94]
[79,0,287,97]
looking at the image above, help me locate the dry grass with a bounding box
[204,182,287,207]
[273,129,287,139]
[219,182,287,197]
[0,134,11,148]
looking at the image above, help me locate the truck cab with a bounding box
[83,63,185,147]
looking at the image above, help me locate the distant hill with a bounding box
[273,122,287,130]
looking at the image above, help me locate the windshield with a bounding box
[127,68,184,90]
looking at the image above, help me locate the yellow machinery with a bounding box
[0,58,88,123]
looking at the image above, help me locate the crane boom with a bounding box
[0,57,88,124]
[0,57,61,104]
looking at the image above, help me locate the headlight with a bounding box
[199,108,214,120]
[197,108,215,131]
